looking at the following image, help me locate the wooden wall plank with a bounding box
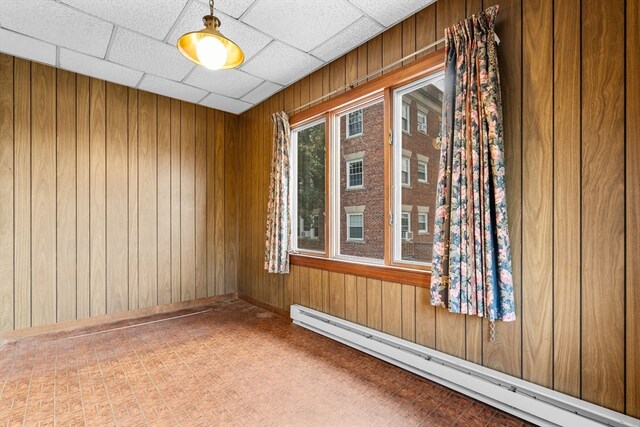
[401,285,415,342]
[356,276,367,326]
[415,287,435,348]
[0,54,14,331]
[56,70,77,322]
[308,267,322,310]
[367,35,383,80]
[214,110,225,295]
[138,91,157,309]
[482,0,522,378]
[401,15,415,66]
[522,0,554,388]
[381,281,401,337]
[195,106,207,298]
[345,50,357,88]
[31,62,57,326]
[224,113,238,294]
[552,0,581,398]
[299,266,310,308]
[382,23,402,72]
[170,99,181,303]
[157,96,172,305]
[76,75,90,319]
[105,82,128,314]
[581,0,625,412]
[356,44,367,85]
[366,279,382,331]
[181,102,196,301]
[89,78,106,317]
[627,0,640,416]
[206,108,216,297]
[415,5,436,58]
[344,274,357,323]
[330,56,346,95]
[329,272,345,318]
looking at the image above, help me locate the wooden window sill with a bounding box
[290,254,431,288]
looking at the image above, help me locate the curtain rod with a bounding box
[287,36,445,116]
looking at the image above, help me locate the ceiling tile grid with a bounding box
[0,0,435,114]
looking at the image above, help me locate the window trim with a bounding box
[418,212,428,234]
[288,48,445,276]
[401,155,411,187]
[417,160,428,183]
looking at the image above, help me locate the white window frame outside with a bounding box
[290,117,326,255]
[417,110,427,134]
[401,212,412,241]
[346,158,364,189]
[392,71,444,265]
[346,213,364,241]
[346,109,363,138]
[418,212,428,234]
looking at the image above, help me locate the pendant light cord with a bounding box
[209,0,214,15]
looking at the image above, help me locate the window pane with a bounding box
[339,100,384,262]
[402,156,410,185]
[295,121,326,252]
[396,75,443,263]
[402,103,410,132]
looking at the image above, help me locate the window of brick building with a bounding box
[402,102,410,133]
[346,159,363,189]
[347,213,364,241]
[418,160,427,183]
[401,156,410,186]
[346,109,363,138]
[417,110,427,134]
[418,211,428,234]
[401,212,412,241]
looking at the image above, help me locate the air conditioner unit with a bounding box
[299,231,311,238]
[417,123,427,133]
[402,231,413,240]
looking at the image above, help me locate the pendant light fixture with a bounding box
[177,0,244,70]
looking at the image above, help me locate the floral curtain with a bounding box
[430,5,515,323]
[265,111,291,274]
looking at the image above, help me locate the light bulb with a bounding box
[196,37,228,70]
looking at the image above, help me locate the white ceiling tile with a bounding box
[167,3,271,62]
[60,0,189,40]
[241,81,283,104]
[348,0,434,27]
[242,0,362,52]
[108,28,194,81]
[211,0,256,19]
[138,74,207,103]
[0,0,113,57]
[185,67,262,98]
[310,16,383,62]
[200,92,252,114]
[241,41,322,86]
[0,28,56,65]
[59,48,143,87]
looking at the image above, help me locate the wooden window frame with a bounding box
[289,49,445,284]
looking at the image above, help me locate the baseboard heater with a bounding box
[290,304,639,427]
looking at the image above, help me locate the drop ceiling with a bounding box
[0,0,435,114]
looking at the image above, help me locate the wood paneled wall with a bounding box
[236,0,640,416]
[0,54,239,331]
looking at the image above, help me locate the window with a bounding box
[291,119,326,253]
[346,109,363,137]
[417,110,427,134]
[418,161,427,183]
[402,102,410,133]
[401,212,412,240]
[418,212,427,234]
[346,159,363,189]
[401,156,410,186]
[290,60,443,268]
[393,73,444,264]
[347,213,364,241]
